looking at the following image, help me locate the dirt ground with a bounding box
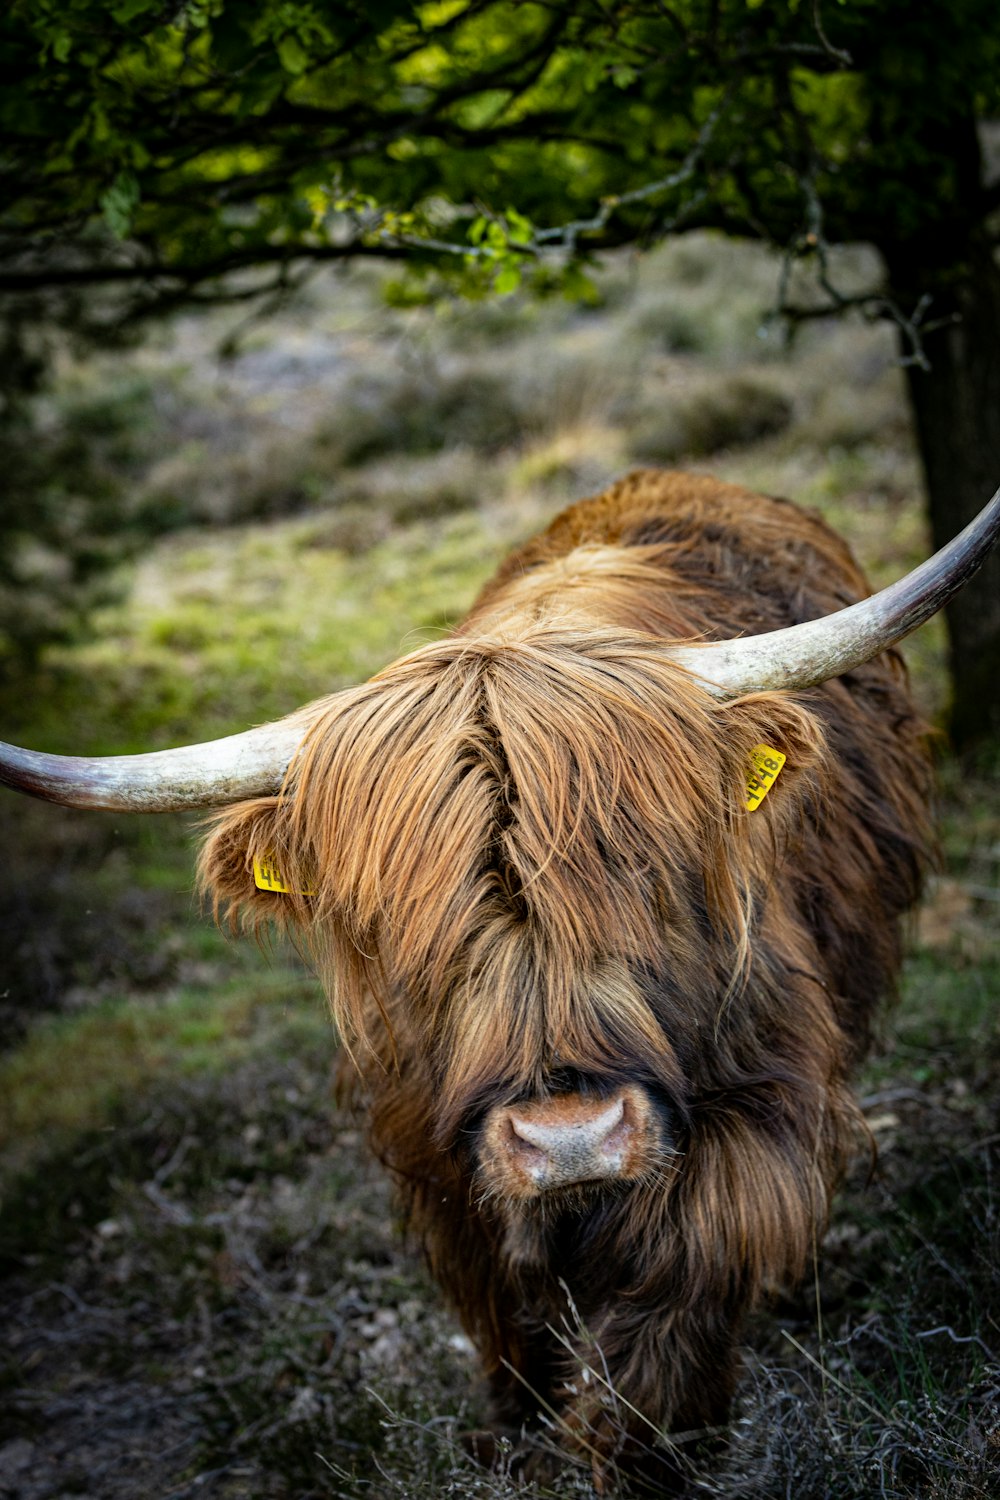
[2,944,999,1499]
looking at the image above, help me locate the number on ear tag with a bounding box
[745,745,786,811]
[252,855,314,896]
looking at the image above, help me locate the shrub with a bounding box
[621,291,709,355]
[319,365,529,464]
[627,373,794,462]
[0,371,167,670]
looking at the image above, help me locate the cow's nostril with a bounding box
[503,1115,547,1160]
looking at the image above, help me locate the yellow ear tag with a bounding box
[252,855,314,896]
[745,744,786,811]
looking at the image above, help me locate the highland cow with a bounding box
[3,470,999,1488]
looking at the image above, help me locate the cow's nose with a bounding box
[482,1086,656,1195]
[508,1095,627,1186]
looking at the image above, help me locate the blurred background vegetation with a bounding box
[3,0,1000,739]
[1,2,999,1497]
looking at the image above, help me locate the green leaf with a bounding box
[494,261,521,295]
[99,172,141,239]
[563,265,599,305]
[112,0,161,21]
[277,34,310,74]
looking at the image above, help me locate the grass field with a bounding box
[1,236,998,1499]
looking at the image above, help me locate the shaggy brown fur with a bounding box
[200,470,933,1486]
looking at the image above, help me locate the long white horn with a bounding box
[669,485,1000,699]
[0,720,308,811]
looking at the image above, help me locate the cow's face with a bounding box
[200,632,826,1208]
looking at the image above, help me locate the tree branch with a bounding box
[810,0,852,67]
[531,94,730,252]
[0,240,413,293]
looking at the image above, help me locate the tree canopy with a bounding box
[3,0,1000,741]
[1,1,995,333]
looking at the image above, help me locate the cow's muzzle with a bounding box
[478,1084,666,1199]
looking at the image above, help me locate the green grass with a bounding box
[2,511,509,756]
[0,969,324,1183]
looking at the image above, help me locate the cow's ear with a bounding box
[715,691,828,819]
[198,796,310,936]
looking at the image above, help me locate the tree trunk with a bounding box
[885,236,1000,750]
